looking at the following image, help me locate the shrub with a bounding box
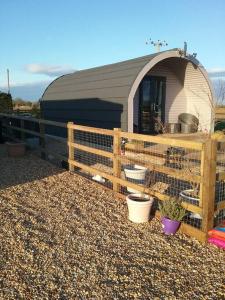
[159,198,186,221]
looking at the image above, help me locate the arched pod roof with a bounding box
[42,49,196,102]
[41,49,214,127]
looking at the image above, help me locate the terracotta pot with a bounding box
[6,142,26,157]
[126,193,154,223]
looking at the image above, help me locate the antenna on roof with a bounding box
[146,39,168,52]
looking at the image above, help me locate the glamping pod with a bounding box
[41,49,214,134]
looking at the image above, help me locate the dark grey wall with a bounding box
[41,98,127,132]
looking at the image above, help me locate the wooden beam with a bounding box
[68,122,75,172]
[68,142,113,159]
[201,139,217,233]
[68,123,114,136]
[3,124,41,137]
[120,155,202,183]
[0,113,66,128]
[125,144,201,165]
[113,128,121,192]
[121,131,203,150]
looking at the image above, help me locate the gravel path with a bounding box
[0,145,224,299]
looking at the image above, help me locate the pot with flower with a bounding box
[159,197,186,235]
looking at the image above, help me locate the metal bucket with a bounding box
[165,123,181,134]
[180,123,198,133]
[178,113,199,126]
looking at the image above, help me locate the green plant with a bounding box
[159,197,186,221]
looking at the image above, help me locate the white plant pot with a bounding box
[124,165,147,193]
[126,193,154,223]
[180,189,202,219]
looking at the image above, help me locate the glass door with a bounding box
[139,76,166,134]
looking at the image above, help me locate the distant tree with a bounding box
[0,91,13,112]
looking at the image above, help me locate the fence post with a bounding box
[20,119,25,141]
[113,128,121,192]
[39,122,46,159]
[68,122,74,172]
[200,138,217,235]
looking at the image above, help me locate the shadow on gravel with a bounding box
[0,144,64,190]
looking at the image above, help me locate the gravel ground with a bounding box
[0,145,225,300]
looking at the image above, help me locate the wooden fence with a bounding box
[1,113,225,243]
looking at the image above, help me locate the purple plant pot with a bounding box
[161,217,181,235]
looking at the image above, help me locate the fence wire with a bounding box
[118,138,202,229]
[215,141,225,227]
[4,115,221,232]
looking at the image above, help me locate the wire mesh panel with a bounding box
[68,125,114,189]
[3,114,218,240]
[215,141,225,227]
[119,134,203,229]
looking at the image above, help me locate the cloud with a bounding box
[0,80,51,101]
[25,63,76,77]
[207,68,225,78]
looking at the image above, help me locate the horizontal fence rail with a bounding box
[1,113,225,242]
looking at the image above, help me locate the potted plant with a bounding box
[159,197,186,235]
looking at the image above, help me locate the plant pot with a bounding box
[180,189,200,203]
[161,217,181,235]
[6,142,26,157]
[124,165,147,193]
[180,189,202,219]
[126,193,154,223]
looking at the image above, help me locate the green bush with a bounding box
[159,198,186,221]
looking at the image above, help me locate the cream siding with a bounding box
[133,58,213,132]
[184,62,213,131]
[147,62,187,123]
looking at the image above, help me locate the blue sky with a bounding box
[1,0,225,100]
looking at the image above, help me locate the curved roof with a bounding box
[42,48,213,104]
[42,50,173,101]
